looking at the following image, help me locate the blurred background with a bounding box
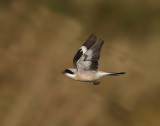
[0,0,160,126]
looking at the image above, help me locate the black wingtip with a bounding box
[83,34,97,49]
[109,72,126,76]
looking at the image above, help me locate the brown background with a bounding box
[0,0,160,126]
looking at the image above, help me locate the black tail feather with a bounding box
[108,72,126,76]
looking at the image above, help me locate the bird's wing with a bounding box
[73,34,96,68]
[76,39,104,72]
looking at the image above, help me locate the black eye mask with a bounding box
[65,69,74,74]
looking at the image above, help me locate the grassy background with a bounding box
[0,0,160,126]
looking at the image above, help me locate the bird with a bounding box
[62,34,125,85]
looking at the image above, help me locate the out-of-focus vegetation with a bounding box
[0,0,160,126]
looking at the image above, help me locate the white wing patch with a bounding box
[80,46,87,54]
[78,55,92,71]
[85,50,93,60]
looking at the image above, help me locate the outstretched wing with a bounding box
[76,39,104,72]
[73,34,96,68]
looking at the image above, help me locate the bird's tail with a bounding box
[108,72,126,76]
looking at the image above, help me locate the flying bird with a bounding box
[62,34,125,85]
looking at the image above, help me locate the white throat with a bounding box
[65,73,76,80]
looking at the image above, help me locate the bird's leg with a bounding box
[93,81,100,85]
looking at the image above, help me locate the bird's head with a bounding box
[62,69,74,74]
[62,68,77,79]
